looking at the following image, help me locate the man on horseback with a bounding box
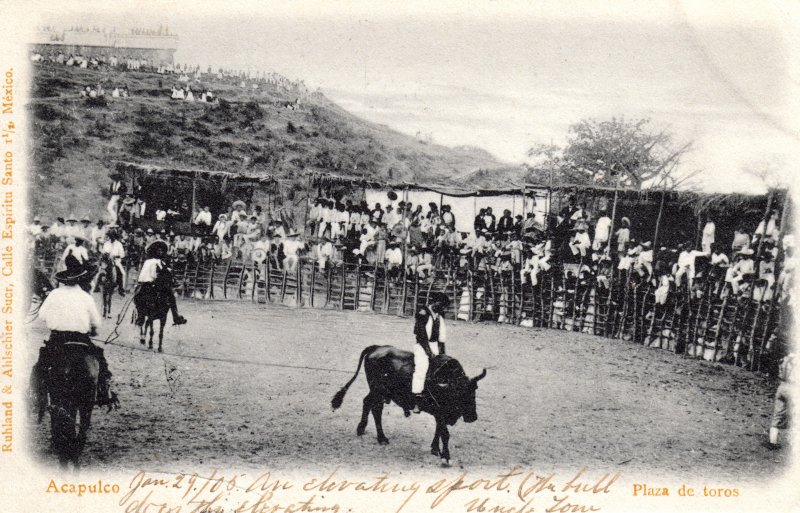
[101,230,126,296]
[32,262,117,410]
[411,292,450,414]
[135,240,188,326]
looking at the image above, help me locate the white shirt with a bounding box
[90,226,107,244]
[102,240,125,259]
[194,210,212,225]
[28,224,43,236]
[39,285,101,333]
[282,239,305,255]
[138,258,163,283]
[62,244,89,264]
[594,216,611,241]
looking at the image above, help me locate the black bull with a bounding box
[331,345,487,464]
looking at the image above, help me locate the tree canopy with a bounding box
[526,117,696,189]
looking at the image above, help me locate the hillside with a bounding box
[27,64,507,218]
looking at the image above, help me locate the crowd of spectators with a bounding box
[29,181,796,313]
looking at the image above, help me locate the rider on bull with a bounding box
[135,240,188,325]
[32,260,117,409]
[412,291,450,414]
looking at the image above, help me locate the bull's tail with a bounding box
[331,345,379,410]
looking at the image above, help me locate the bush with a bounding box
[32,103,71,122]
[287,121,297,134]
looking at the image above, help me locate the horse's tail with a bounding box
[331,345,378,410]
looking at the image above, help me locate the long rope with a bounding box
[93,336,351,374]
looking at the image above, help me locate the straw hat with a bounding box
[146,240,169,258]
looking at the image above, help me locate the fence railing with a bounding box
[35,253,786,374]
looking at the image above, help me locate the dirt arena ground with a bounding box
[26,296,788,479]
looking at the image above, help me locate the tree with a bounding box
[527,117,697,189]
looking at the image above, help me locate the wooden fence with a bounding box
[34,253,786,373]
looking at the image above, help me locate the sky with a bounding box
[21,0,800,193]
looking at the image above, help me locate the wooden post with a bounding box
[325,264,333,307]
[265,257,272,302]
[339,263,346,310]
[280,267,289,303]
[190,171,198,231]
[607,188,619,256]
[310,260,317,307]
[652,191,665,254]
[354,261,362,309]
[236,262,247,299]
[222,258,233,299]
[754,190,775,263]
[369,259,379,311]
[296,259,302,305]
[753,191,789,370]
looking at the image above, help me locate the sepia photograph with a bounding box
[1,1,799,512]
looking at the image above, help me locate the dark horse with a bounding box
[45,340,100,469]
[133,270,171,352]
[31,264,104,469]
[96,254,117,318]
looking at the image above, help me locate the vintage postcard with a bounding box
[0,1,798,512]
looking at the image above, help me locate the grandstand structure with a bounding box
[30,27,178,63]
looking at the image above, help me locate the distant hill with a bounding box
[27,64,508,218]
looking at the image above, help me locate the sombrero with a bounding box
[429,291,451,307]
[54,264,90,284]
[738,247,754,256]
[81,215,91,222]
[387,190,398,201]
[66,214,77,222]
[232,200,246,210]
[123,197,136,205]
[285,231,300,238]
[252,248,268,263]
[146,240,169,258]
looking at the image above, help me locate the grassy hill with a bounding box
[28,64,507,218]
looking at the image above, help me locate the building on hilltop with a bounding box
[30,26,178,64]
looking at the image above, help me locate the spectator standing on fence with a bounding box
[569,220,591,259]
[732,227,750,253]
[497,209,514,238]
[593,209,612,251]
[615,217,631,253]
[702,218,716,253]
[441,205,455,231]
[754,209,780,246]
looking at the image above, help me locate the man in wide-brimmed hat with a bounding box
[135,240,187,325]
[33,262,117,409]
[61,236,90,271]
[411,291,451,414]
[281,231,306,272]
[101,229,127,296]
[64,214,82,240]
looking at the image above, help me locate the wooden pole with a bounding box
[190,171,198,231]
[652,191,665,254]
[753,191,790,371]
[607,188,619,256]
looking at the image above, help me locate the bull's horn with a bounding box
[472,369,487,382]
